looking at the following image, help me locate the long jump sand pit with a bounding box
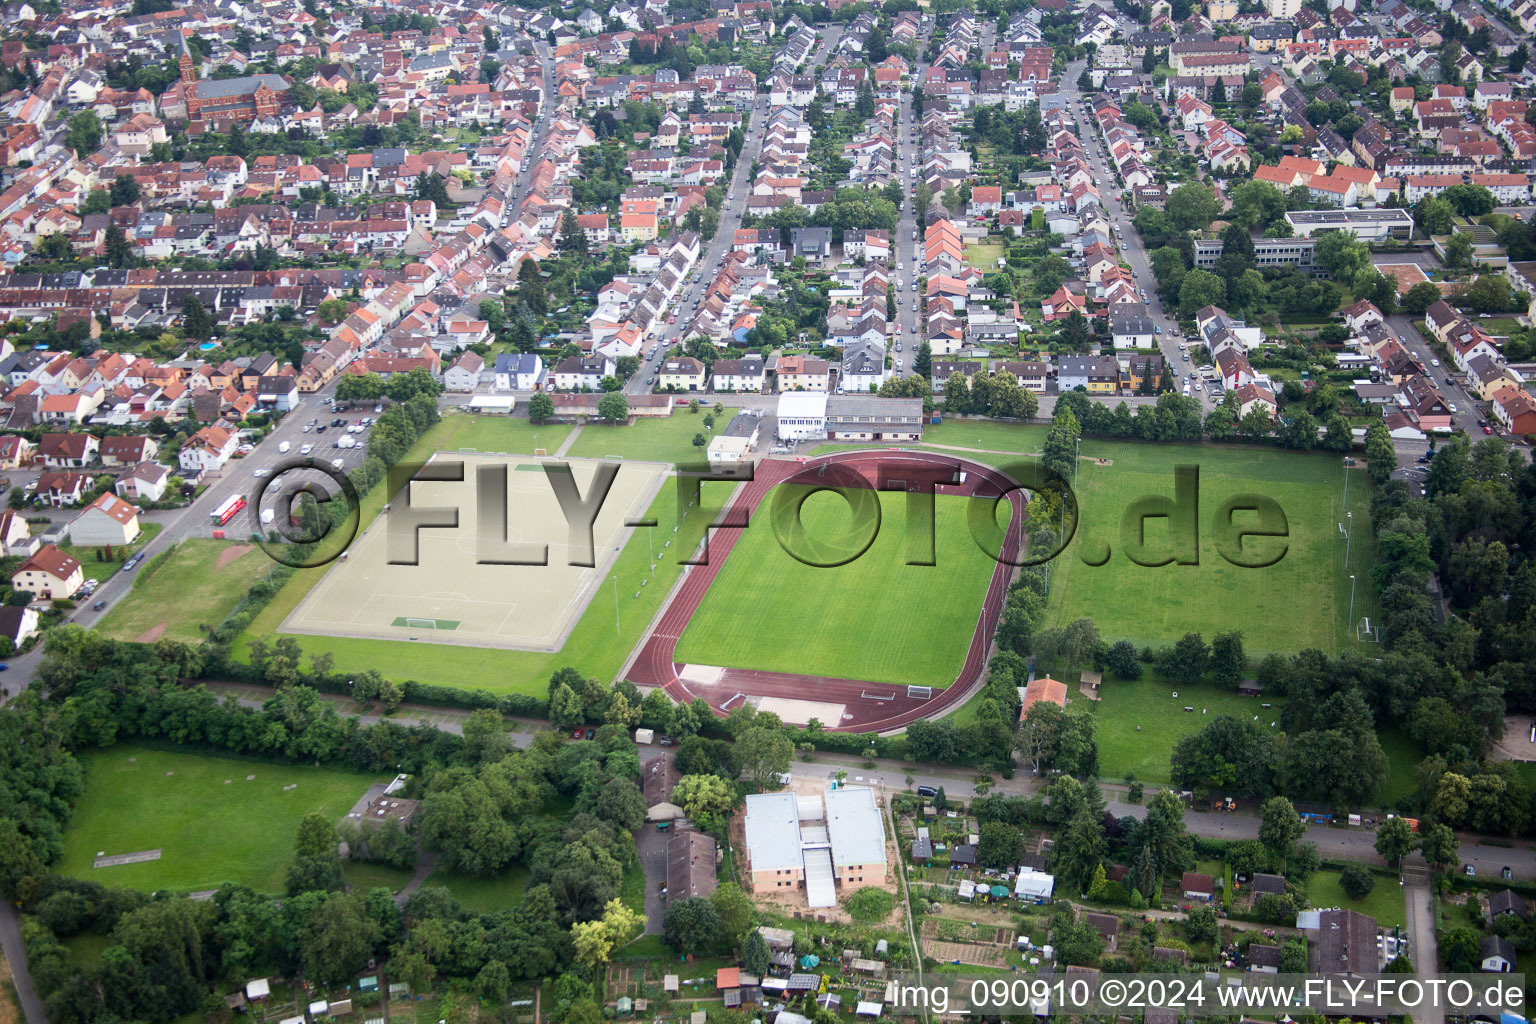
[284,454,665,650]
[753,696,847,726]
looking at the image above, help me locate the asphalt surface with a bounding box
[625,29,845,395]
[1060,60,1214,412]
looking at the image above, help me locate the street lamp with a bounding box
[1348,574,1357,639]
[612,574,621,635]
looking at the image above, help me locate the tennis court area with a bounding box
[282,454,666,650]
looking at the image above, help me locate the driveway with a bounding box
[636,823,668,933]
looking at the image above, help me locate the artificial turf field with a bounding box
[59,744,383,894]
[233,412,716,695]
[673,488,1006,687]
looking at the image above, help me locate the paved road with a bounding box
[0,902,44,1024]
[625,28,845,395]
[1061,60,1212,411]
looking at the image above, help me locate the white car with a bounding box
[1430,358,1440,367]
[252,468,270,478]
[300,443,314,455]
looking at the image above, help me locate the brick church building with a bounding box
[179,37,289,127]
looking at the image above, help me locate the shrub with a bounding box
[845,887,895,923]
[1339,864,1375,900]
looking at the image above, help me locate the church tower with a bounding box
[179,34,199,119]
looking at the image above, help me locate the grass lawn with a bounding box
[60,521,163,574]
[1037,441,1379,656]
[422,864,530,913]
[1306,869,1406,930]
[917,419,1051,454]
[341,860,415,894]
[1481,317,1522,335]
[231,415,717,695]
[430,409,573,456]
[675,488,1005,687]
[96,539,273,643]
[1092,677,1287,784]
[967,242,1005,271]
[1377,728,1424,808]
[59,744,383,894]
[565,406,739,464]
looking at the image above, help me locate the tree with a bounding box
[1178,269,1226,318]
[1165,182,1221,231]
[295,810,338,858]
[743,929,771,977]
[1258,797,1305,865]
[317,297,351,325]
[1415,196,1455,236]
[672,773,735,819]
[66,111,101,157]
[104,224,133,268]
[109,174,141,206]
[462,707,510,763]
[1156,633,1210,684]
[1365,422,1395,485]
[561,210,588,254]
[1185,905,1218,944]
[710,883,754,947]
[663,897,720,955]
[415,171,451,207]
[1209,631,1245,689]
[1373,815,1416,870]
[1339,864,1375,899]
[736,727,791,790]
[978,821,1023,869]
[180,294,214,338]
[1419,822,1459,873]
[1057,807,1107,893]
[1444,232,1474,270]
[597,391,629,422]
[914,341,932,379]
[528,392,554,423]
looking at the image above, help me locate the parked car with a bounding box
[92,601,107,611]
[916,785,939,797]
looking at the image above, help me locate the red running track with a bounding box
[625,449,1027,733]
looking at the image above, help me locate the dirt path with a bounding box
[134,622,168,642]
[215,544,254,569]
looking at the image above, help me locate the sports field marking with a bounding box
[283,454,664,650]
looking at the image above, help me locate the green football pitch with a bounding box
[59,744,383,894]
[1041,441,1377,655]
[673,488,1008,687]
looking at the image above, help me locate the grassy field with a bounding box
[59,744,382,893]
[1306,869,1406,929]
[565,406,739,464]
[233,413,718,695]
[966,242,1005,270]
[1041,441,1378,655]
[96,539,273,643]
[887,427,1380,655]
[423,865,531,913]
[1092,677,1287,784]
[1378,728,1424,807]
[429,410,573,455]
[675,488,1004,687]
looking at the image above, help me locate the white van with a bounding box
[260,508,276,525]
[278,441,291,453]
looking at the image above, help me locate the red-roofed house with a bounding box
[12,544,83,599]
[1019,677,1068,720]
[67,491,141,546]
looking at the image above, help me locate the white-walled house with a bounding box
[68,492,141,547]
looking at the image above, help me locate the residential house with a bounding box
[67,491,141,547]
[11,544,83,600]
